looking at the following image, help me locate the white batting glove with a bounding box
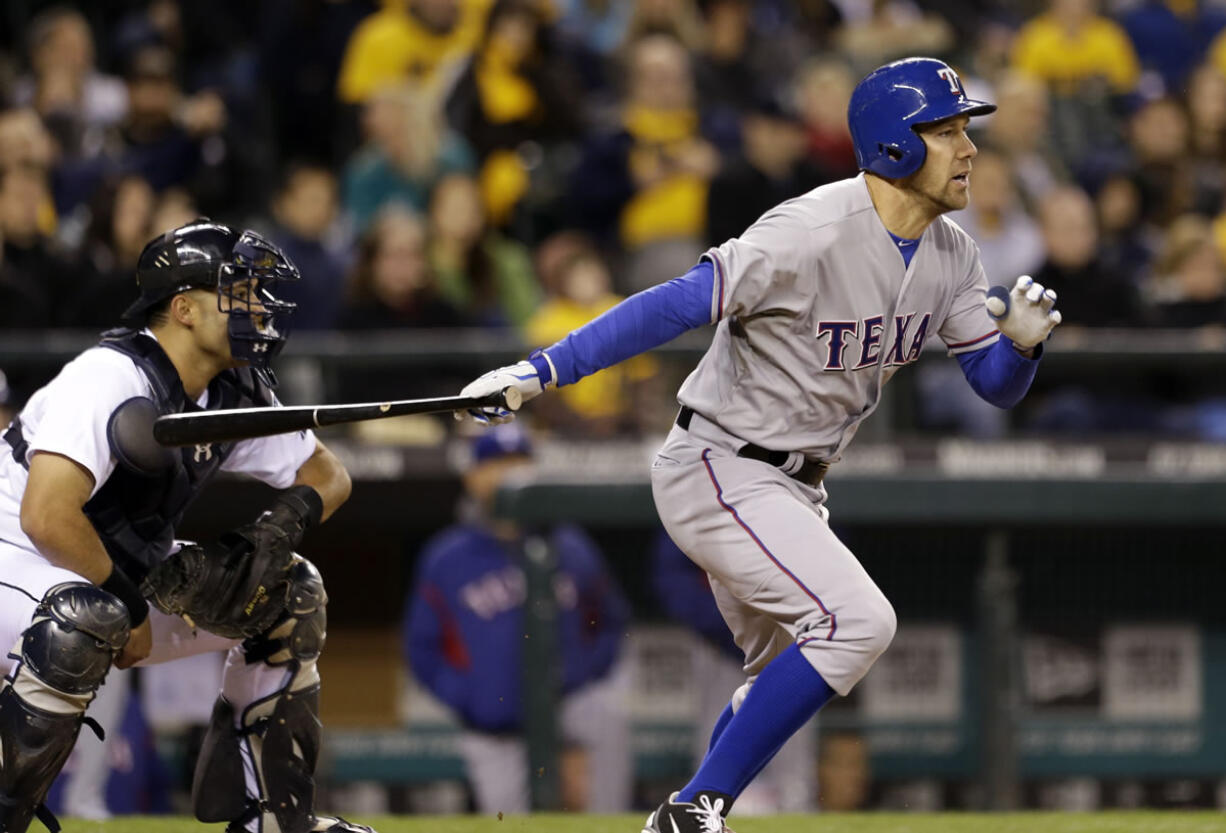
[986,275,1062,350]
[458,358,552,425]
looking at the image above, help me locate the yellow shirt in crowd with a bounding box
[338,0,493,102]
[525,295,658,421]
[1012,13,1141,93]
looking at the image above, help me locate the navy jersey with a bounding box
[404,523,630,733]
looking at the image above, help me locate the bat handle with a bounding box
[501,387,524,411]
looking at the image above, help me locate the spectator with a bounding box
[428,173,541,327]
[572,33,719,292]
[1118,0,1226,94]
[756,0,844,75]
[691,0,788,151]
[1127,96,1195,228]
[0,108,57,173]
[445,0,584,230]
[0,166,68,326]
[555,0,634,60]
[1012,0,1141,95]
[794,57,859,182]
[13,8,127,145]
[705,95,820,248]
[336,0,490,105]
[948,149,1044,288]
[1033,185,1140,327]
[1185,62,1226,215]
[524,239,658,436]
[340,206,466,331]
[262,162,349,330]
[147,186,198,236]
[835,0,955,74]
[1095,172,1155,289]
[1145,214,1226,328]
[117,45,226,194]
[257,0,374,164]
[404,424,632,813]
[70,174,156,328]
[1012,0,1139,175]
[0,220,52,331]
[620,0,704,52]
[982,72,1066,206]
[343,83,475,233]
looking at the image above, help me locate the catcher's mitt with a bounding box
[141,525,295,639]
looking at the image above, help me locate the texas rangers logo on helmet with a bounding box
[936,67,962,95]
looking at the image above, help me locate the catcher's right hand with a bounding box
[141,536,293,639]
[458,357,551,424]
[986,275,1062,349]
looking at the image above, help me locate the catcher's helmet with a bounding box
[123,219,301,370]
[848,57,996,179]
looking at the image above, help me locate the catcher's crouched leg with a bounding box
[191,557,375,833]
[0,583,129,833]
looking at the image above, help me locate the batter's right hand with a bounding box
[116,617,152,669]
[458,358,551,425]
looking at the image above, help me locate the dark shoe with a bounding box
[312,817,377,833]
[641,791,735,833]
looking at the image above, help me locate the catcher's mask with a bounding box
[125,219,301,375]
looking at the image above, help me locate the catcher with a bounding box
[0,221,372,833]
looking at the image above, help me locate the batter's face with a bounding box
[908,115,977,213]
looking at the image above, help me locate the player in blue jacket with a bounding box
[459,58,1062,832]
[404,424,632,813]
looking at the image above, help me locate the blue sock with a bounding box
[706,702,735,755]
[677,643,836,803]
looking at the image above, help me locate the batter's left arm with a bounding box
[957,275,1063,408]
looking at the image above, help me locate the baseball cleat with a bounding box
[311,817,377,832]
[641,791,736,833]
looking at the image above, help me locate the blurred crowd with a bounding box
[3,0,1226,434]
[7,1,1226,816]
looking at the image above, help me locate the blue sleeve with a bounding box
[956,337,1042,409]
[403,542,472,714]
[557,527,629,687]
[532,260,715,387]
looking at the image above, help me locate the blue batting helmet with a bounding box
[848,57,996,179]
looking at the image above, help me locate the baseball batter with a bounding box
[460,57,1061,832]
[0,222,371,833]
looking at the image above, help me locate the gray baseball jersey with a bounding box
[677,173,998,462]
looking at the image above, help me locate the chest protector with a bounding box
[81,329,275,580]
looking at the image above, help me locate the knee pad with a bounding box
[244,556,328,669]
[20,582,130,699]
[0,583,127,833]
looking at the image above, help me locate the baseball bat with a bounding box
[153,387,524,447]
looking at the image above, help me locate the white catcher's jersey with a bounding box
[677,173,998,461]
[0,336,316,559]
